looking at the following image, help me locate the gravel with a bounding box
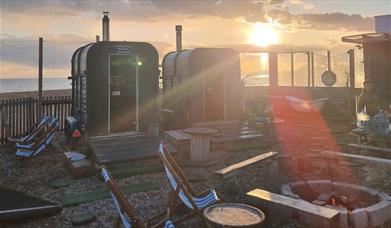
[1,118,390,228]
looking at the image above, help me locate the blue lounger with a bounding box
[16,117,59,157]
[8,115,50,143]
[16,116,58,150]
[158,143,219,225]
[101,167,175,228]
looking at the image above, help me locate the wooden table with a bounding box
[183,127,218,165]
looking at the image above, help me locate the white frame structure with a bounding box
[108,54,139,134]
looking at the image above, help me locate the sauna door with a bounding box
[108,54,138,133]
[204,63,226,121]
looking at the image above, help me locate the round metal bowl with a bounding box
[203,203,265,228]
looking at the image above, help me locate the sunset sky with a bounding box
[0,0,390,79]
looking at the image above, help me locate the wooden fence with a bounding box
[0,96,72,144]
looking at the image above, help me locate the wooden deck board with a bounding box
[89,134,159,165]
[215,151,278,178]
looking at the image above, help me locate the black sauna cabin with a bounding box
[343,33,391,106]
[65,41,160,164]
[162,48,243,129]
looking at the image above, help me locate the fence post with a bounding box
[348,49,356,120]
[38,37,43,117]
[3,101,10,142]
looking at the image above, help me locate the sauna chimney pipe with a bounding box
[102,12,109,41]
[176,25,182,52]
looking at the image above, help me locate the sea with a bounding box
[0,78,71,93]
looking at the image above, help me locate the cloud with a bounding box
[0,34,92,69]
[267,9,374,31]
[288,0,314,11]
[0,0,282,22]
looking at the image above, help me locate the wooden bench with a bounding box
[247,189,340,228]
[164,130,190,152]
[215,151,278,179]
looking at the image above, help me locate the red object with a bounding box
[72,129,81,138]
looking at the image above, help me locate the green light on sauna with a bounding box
[137,61,143,66]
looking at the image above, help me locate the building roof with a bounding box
[342,32,391,44]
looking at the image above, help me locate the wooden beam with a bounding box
[347,143,391,153]
[215,151,278,179]
[309,149,391,166]
[247,189,339,228]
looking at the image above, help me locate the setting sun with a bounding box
[250,22,278,47]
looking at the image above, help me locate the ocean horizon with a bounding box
[0,78,71,93]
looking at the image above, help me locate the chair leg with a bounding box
[113,216,121,228]
[172,211,196,225]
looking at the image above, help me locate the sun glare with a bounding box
[250,22,278,47]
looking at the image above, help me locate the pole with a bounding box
[269,52,278,88]
[327,50,331,71]
[348,49,355,89]
[311,52,315,87]
[348,49,356,120]
[102,12,110,41]
[175,25,182,52]
[38,37,43,118]
[307,51,311,87]
[291,53,294,86]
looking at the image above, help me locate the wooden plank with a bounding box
[309,149,391,166]
[165,130,189,141]
[247,189,339,228]
[215,151,278,178]
[348,143,391,153]
[212,133,264,143]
